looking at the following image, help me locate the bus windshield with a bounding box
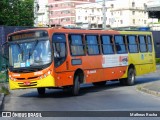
[9,39,51,69]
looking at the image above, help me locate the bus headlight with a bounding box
[48,71,51,75]
[10,77,17,81]
[39,70,51,79]
[44,74,47,78]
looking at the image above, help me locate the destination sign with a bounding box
[8,30,48,41]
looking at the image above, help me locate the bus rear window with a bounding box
[147,36,152,52]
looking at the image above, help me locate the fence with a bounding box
[0,55,8,83]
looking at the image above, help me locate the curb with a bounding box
[0,93,4,110]
[136,84,160,97]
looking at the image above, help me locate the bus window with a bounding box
[86,35,100,55]
[127,35,138,53]
[114,35,127,54]
[147,36,152,52]
[69,34,85,56]
[52,34,66,67]
[138,35,147,52]
[101,35,114,54]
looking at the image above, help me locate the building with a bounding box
[76,0,149,29]
[110,0,148,29]
[76,2,112,29]
[47,0,95,27]
[146,0,160,30]
[35,0,49,27]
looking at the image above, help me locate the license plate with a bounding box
[24,82,31,85]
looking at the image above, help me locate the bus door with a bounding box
[52,33,67,72]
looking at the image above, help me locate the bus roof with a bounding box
[7,27,152,37]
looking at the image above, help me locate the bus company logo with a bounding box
[2,112,11,117]
[119,56,128,65]
[87,70,96,74]
[12,74,20,77]
[34,71,43,75]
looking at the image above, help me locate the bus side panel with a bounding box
[128,52,156,76]
[55,54,129,86]
[84,66,128,83]
[55,72,75,87]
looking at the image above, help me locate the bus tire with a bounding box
[126,68,135,86]
[72,75,80,96]
[92,81,106,86]
[37,88,45,95]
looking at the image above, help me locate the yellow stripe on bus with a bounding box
[9,75,55,90]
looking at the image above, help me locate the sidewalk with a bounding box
[0,93,4,110]
[137,80,160,97]
[137,65,160,97]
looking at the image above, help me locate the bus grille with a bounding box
[18,82,37,87]
[16,76,38,80]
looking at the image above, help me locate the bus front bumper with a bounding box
[9,75,56,90]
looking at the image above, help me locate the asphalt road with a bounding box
[1,70,160,120]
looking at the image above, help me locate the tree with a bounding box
[0,0,34,26]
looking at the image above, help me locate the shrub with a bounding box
[0,85,10,95]
[156,58,160,64]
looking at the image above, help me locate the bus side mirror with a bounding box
[56,43,61,53]
[1,42,9,60]
[1,64,8,72]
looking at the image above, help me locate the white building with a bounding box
[76,0,149,29]
[76,2,112,29]
[34,0,49,27]
[110,0,148,29]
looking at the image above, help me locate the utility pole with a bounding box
[48,7,51,27]
[102,0,106,30]
[46,5,51,27]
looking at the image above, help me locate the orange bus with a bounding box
[6,27,156,95]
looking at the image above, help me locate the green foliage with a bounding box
[156,58,160,64]
[0,72,7,83]
[0,0,34,26]
[0,85,9,95]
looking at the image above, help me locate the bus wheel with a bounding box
[72,76,80,96]
[126,68,135,86]
[37,88,45,95]
[92,81,106,86]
